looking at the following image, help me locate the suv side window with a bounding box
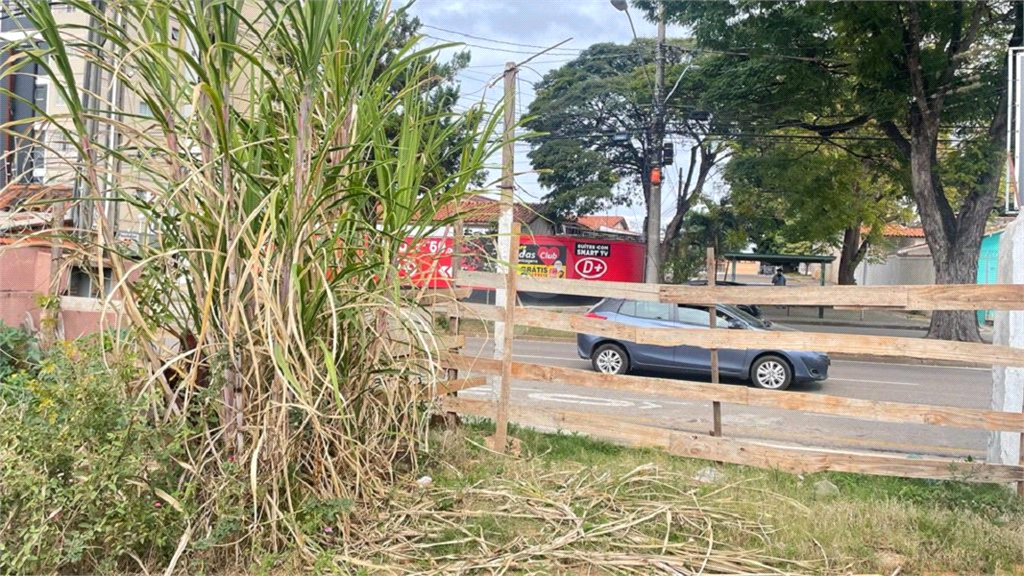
[676,305,710,326]
[617,300,637,316]
[632,301,674,321]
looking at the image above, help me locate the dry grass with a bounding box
[257,421,1020,576]
[456,318,575,341]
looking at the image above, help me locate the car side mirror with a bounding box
[727,320,744,330]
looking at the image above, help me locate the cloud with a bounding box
[407,0,662,214]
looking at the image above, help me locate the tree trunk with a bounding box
[837,225,868,285]
[658,144,715,279]
[926,220,988,340]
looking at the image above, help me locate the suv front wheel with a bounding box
[750,355,792,390]
[592,343,629,375]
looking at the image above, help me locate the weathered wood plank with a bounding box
[459,271,661,301]
[444,397,1024,483]
[442,354,1024,432]
[438,334,465,351]
[454,271,1024,310]
[434,375,486,396]
[509,308,1024,367]
[660,283,1024,310]
[415,287,474,305]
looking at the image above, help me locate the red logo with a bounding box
[574,257,608,279]
[537,246,562,265]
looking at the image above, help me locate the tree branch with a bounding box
[903,3,931,118]
[774,114,870,137]
[933,1,985,115]
[878,120,911,161]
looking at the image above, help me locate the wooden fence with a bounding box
[432,246,1024,489]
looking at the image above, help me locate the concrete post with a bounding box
[988,211,1024,471]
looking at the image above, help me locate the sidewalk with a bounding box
[763,305,931,330]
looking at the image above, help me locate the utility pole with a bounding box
[646,0,666,283]
[493,61,517,430]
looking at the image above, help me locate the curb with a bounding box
[826,353,990,369]
[765,318,931,331]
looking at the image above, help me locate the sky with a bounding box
[407,0,674,233]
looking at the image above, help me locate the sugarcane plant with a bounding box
[4,0,501,562]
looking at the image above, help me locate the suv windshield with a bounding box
[720,304,768,328]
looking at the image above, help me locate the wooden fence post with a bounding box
[494,223,520,452]
[707,248,722,437]
[449,203,463,337]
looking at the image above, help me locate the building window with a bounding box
[30,128,45,179]
[33,83,47,111]
[170,27,179,41]
[138,101,152,118]
[69,267,114,298]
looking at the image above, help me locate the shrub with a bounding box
[0,322,39,383]
[0,336,186,575]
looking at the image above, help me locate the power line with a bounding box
[421,24,583,53]
[422,34,580,57]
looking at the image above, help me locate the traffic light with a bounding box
[661,142,674,166]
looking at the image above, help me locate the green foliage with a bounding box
[663,197,747,282]
[0,323,39,383]
[0,337,185,575]
[525,40,715,221]
[7,0,502,568]
[724,137,912,251]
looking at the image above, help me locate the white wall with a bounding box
[855,255,936,286]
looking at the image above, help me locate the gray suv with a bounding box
[576,298,829,390]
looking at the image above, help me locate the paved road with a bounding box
[456,336,994,459]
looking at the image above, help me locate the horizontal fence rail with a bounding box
[452,303,1024,367]
[457,271,1024,310]
[442,267,1024,488]
[444,396,1024,483]
[443,355,1024,432]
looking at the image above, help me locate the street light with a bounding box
[609,0,639,45]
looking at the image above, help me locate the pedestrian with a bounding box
[771,267,787,286]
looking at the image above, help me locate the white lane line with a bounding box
[659,399,697,407]
[828,377,919,387]
[529,392,636,408]
[457,386,542,394]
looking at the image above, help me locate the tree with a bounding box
[651,1,1020,341]
[724,137,911,284]
[665,196,746,281]
[524,41,728,279]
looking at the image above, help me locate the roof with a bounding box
[723,253,836,264]
[575,215,629,231]
[861,223,925,238]
[434,200,544,225]
[0,184,73,211]
[895,242,934,257]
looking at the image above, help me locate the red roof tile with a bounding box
[0,184,73,211]
[862,223,925,238]
[435,200,541,225]
[575,215,629,231]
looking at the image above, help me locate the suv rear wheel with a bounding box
[592,343,629,375]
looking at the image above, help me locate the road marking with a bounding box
[458,386,542,394]
[658,399,696,407]
[528,392,635,408]
[637,401,662,410]
[828,377,919,387]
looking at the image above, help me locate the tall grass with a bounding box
[4,0,499,566]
